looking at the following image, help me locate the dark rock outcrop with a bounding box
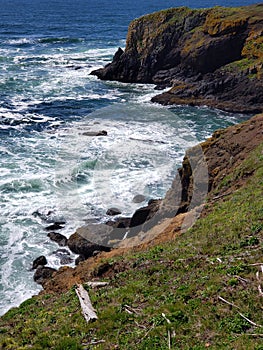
[45,223,64,231]
[67,232,111,258]
[47,232,68,246]
[33,266,57,285]
[129,199,160,228]
[32,256,47,270]
[132,194,146,203]
[91,4,263,113]
[106,207,122,216]
[53,249,73,265]
[83,130,107,136]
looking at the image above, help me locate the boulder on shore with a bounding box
[47,232,68,246]
[106,207,122,216]
[32,255,47,270]
[67,232,111,258]
[83,130,107,136]
[33,266,57,285]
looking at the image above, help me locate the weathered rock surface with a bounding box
[47,232,68,246]
[82,130,107,136]
[132,194,146,203]
[67,231,111,258]
[92,4,263,113]
[33,266,57,285]
[32,256,47,270]
[45,223,64,231]
[165,113,263,215]
[129,199,161,234]
[106,207,122,216]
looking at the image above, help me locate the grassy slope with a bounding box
[0,141,263,349]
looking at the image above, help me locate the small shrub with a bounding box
[228,277,238,287]
[219,313,251,333]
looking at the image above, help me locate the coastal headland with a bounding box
[92,4,263,113]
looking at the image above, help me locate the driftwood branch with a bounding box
[218,295,263,328]
[218,296,240,309]
[75,284,98,323]
[213,192,233,200]
[238,312,262,328]
[255,268,263,297]
[123,304,137,315]
[85,281,109,288]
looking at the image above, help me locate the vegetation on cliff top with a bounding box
[0,129,263,349]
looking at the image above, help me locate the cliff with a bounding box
[92,4,263,113]
[1,114,263,349]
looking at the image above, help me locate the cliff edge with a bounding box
[1,114,263,349]
[92,4,263,113]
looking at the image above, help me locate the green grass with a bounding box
[0,142,263,349]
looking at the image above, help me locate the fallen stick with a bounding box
[123,304,140,315]
[238,312,263,328]
[85,281,109,288]
[75,284,98,323]
[218,296,240,309]
[168,329,171,349]
[213,192,233,200]
[218,296,263,328]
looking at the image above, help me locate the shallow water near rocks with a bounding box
[0,0,254,315]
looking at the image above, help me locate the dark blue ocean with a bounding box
[0,0,256,315]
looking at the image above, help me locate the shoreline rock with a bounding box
[106,207,122,216]
[82,130,107,136]
[32,256,47,270]
[47,232,68,246]
[33,266,57,286]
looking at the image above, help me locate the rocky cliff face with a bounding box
[92,4,263,113]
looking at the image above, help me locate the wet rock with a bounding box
[75,255,86,265]
[32,209,54,220]
[33,266,57,285]
[32,208,66,224]
[129,199,161,228]
[32,255,47,270]
[106,217,131,228]
[45,223,64,231]
[47,232,68,246]
[52,249,73,265]
[106,207,122,216]
[53,248,71,257]
[132,194,146,203]
[67,232,111,258]
[82,130,107,136]
[60,256,74,265]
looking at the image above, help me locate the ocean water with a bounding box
[0,0,255,315]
